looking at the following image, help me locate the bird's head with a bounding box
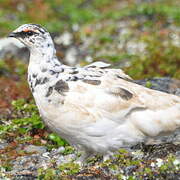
[8,24,54,51]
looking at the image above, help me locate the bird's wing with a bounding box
[62,68,180,138]
[82,64,132,81]
[84,61,111,68]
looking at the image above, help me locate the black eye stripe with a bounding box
[19,30,38,37]
[12,30,39,38]
[26,31,34,36]
[25,31,39,36]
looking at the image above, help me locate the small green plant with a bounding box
[125,33,180,79]
[145,81,152,88]
[48,133,68,147]
[37,162,80,179]
[0,99,43,145]
[38,168,57,180]
[12,99,44,132]
[59,162,80,175]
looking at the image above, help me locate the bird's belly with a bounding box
[39,105,146,153]
[32,91,147,154]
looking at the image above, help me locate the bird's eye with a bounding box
[26,31,34,36]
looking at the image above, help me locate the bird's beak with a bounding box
[8,32,20,38]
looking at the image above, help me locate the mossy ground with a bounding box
[0,0,179,179]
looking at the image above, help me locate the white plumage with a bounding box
[8,24,180,162]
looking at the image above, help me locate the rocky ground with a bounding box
[0,0,180,179]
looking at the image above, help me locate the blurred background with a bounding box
[0,1,180,177]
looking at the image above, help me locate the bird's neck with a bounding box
[28,43,65,94]
[29,39,63,69]
[28,41,65,84]
[30,40,58,62]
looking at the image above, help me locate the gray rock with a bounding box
[24,145,47,154]
[54,32,73,46]
[134,77,180,96]
[0,142,8,149]
[0,38,29,62]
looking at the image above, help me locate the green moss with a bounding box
[11,99,44,132]
[59,162,80,175]
[100,150,180,179]
[38,168,57,180]
[1,0,179,35]
[145,81,152,88]
[37,162,80,179]
[1,162,13,172]
[48,133,67,147]
[125,33,180,79]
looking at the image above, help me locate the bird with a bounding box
[8,24,180,163]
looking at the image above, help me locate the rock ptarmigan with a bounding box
[8,24,180,163]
